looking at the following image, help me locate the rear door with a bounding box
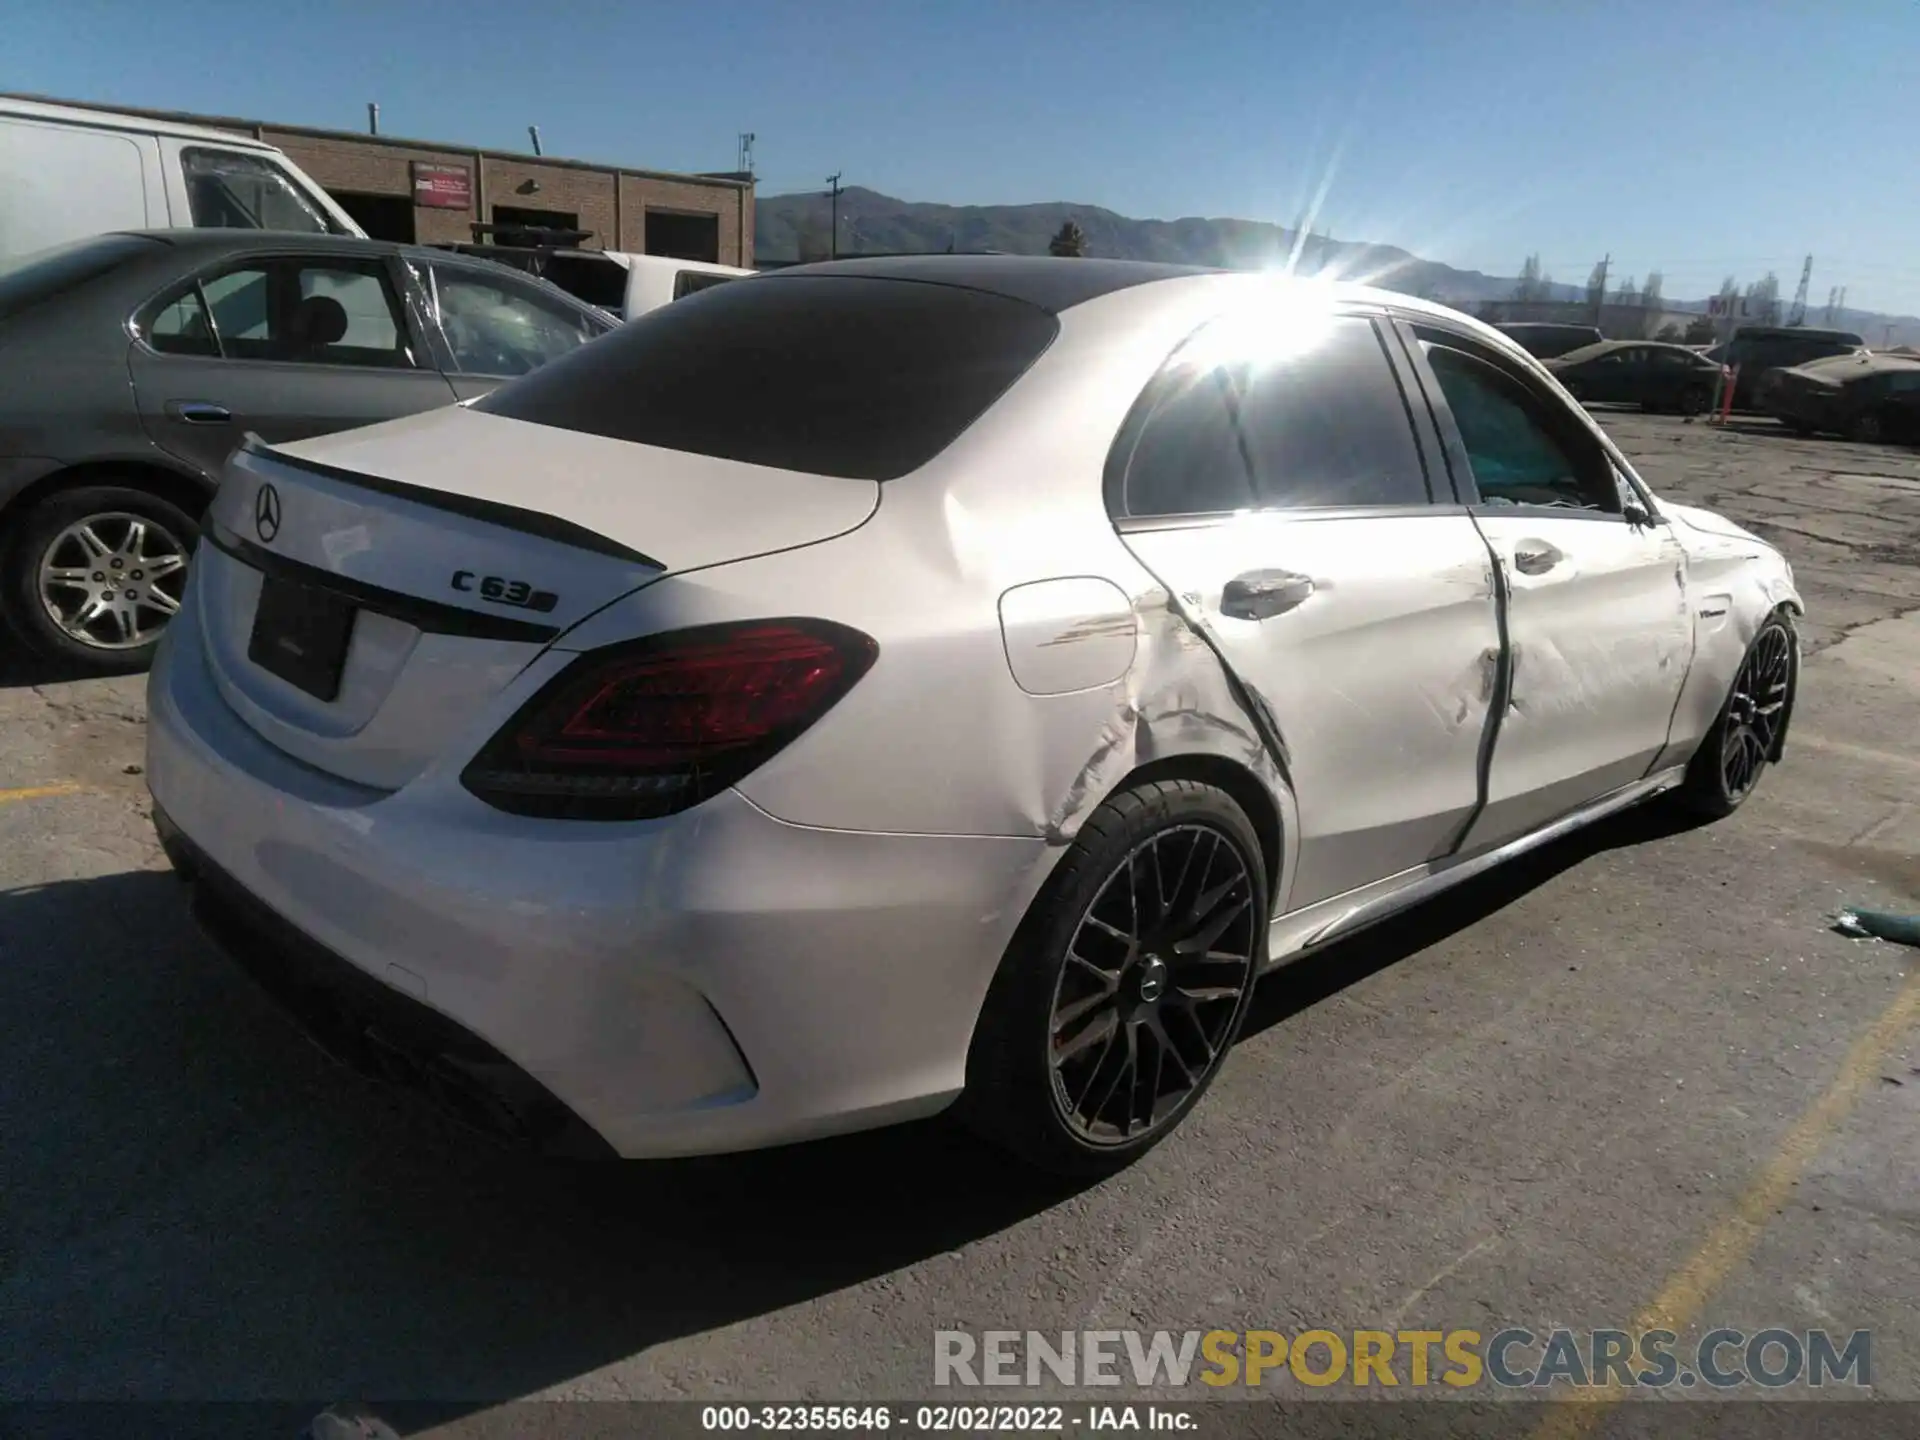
[1111,308,1504,913]
[128,249,457,479]
[1402,322,1692,849]
[420,259,613,401]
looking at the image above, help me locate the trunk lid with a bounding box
[193,404,879,790]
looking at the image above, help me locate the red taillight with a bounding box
[462,620,878,820]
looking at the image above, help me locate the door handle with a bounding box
[165,401,232,425]
[1511,542,1563,576]
[1220,569,1315,621]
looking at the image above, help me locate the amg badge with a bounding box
[451,570,559,613]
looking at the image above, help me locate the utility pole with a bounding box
[825,172,843,260]
[1590,254,1610,328]
[1787,254,1813,327]
[1823,286,1838,326]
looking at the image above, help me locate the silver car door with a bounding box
[1403,323,1692,849]
[1111,309,1504,914]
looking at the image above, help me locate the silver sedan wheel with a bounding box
[36,511,190,651]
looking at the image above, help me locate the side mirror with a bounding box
[1623,502,1659,528]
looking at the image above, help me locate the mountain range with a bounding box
[755,186,1920,346]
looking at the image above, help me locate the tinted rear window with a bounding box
[0,233,164,322]
[473,275,1059,480]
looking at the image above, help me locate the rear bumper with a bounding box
[145,592,1054,1159]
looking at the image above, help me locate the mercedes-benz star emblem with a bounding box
[254,483,282,543]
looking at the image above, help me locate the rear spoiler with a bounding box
[235,434,663,570]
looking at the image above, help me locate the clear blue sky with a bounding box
[12,0,1920,314]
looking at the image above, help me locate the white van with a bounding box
[434,237,752,322]
[0,95,364,265]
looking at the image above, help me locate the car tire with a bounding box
[1848,411,1886,444]
[1671,610,1798,821]
[956,778,1269,1177]
[2,484,200,676]
[1680,387,1710,417]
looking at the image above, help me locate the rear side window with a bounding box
[1117,313,1429,517]
[0,234,165,322]
[474,276,1060,481]
[149,258,414,367]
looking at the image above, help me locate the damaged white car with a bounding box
[145,257,1803,1176]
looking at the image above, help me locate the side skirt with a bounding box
[1262,765,1687,971]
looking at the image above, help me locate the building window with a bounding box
[332,192,416,243]
[645,210,720,263]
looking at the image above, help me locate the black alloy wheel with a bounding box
[1047,822,1257,1146]
[1849,410,1886,444]
[958,780,1268,1176]
[1674,612,1797,819]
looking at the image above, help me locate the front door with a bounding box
[128,251,457,481]
[1109,308,1504,913]
[1406,325,1692,849]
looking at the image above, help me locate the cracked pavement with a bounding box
[1,413,1916,1435]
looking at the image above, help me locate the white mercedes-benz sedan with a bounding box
[146,256,1803,1175]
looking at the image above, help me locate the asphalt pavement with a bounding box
[2,411,1917,1435]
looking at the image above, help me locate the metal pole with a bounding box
[528,126,543,157]
[367,102,379,136]
[826,172,842,260]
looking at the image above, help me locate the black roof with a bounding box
[113,228,410,258]
[762,255,1215,314]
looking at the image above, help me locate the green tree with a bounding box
[1641,271,1664,311]
[1585,259,1609,311]
[1513,253,1553,303]
[1049,220,1088,258]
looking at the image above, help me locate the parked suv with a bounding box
[0,229,614,673]
[1707,326,1865,409]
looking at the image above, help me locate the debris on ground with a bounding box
[1832,907,1920,946]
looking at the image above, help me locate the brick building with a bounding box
[40,97,754,266]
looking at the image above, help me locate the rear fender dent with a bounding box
[1042,588,1299,910]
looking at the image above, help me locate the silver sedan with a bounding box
[145,257,1803,1175]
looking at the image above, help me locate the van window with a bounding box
[181,148,343,235]
[673,270,737,300]
[0,234,165,323]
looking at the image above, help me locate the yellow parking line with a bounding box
[0,783,88,805]
[1531,969,1920,1438]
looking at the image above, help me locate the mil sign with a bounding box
[412,163,472,210]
